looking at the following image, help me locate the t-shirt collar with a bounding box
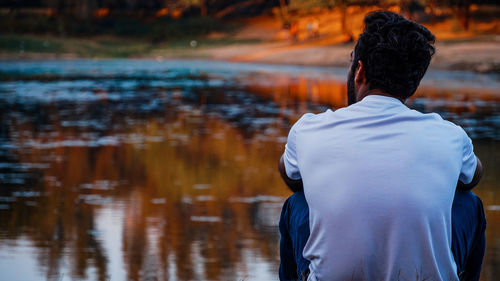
[356,94,409,112]
[361,94,404,104]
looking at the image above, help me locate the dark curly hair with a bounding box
[352,10,435,99]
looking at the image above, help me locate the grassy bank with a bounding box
[0,34,261,58]
[0,14,263,58]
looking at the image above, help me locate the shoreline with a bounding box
[1,35,499,74]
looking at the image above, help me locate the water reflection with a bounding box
[0,59,499,281]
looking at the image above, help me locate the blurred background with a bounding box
[0,1,499,281]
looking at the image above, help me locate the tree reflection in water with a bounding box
[0,60,499,280]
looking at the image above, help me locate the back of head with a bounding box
[353,11,435,99]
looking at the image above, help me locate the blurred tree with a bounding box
[43,0,64,14]
[200,0,207,15]
[287,0,355,37]
[280,0,289,24]
[449,0,471,30]
[424,0,498,30]
[75,0,96,19]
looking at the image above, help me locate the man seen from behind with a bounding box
[278,10,486,281]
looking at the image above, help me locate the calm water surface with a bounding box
[0,59,499,281]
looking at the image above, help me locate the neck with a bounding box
[357,89,405,103]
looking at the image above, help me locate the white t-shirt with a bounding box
[283,95,477,281]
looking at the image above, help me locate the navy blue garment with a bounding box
[279,191,310,281]
[452,190,487,281]
[279,190,486,281]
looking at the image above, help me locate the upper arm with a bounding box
[283,120,302,181]
[457,129,483,190]
[279,116,308,192]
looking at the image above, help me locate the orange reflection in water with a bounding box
[245,74,347,111]
[1,104,292,281]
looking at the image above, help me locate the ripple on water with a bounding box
[229,195,285,204]
[487,205,500,211]
[190,216,222,223]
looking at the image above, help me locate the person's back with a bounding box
[278,10,484,281]
[292,96,475,280]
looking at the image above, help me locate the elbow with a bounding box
[457,158,483,191]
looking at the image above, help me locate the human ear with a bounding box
[355,60,366,84]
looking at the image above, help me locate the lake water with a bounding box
[0,59,499,281]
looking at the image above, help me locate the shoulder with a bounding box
[292,110,332,129]
[428,112,467,134]
[409,109,469,138]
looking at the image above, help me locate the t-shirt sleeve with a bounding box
[283,117,306,180]
[458,128,477,184]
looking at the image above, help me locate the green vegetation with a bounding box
[0,12,259,58]
[0,34,261,58]
[0,15,239,41]
[0,35,64,53]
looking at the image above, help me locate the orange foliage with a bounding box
[94,8,109,18]
[156,8,169,18]
[171,9,182,19]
